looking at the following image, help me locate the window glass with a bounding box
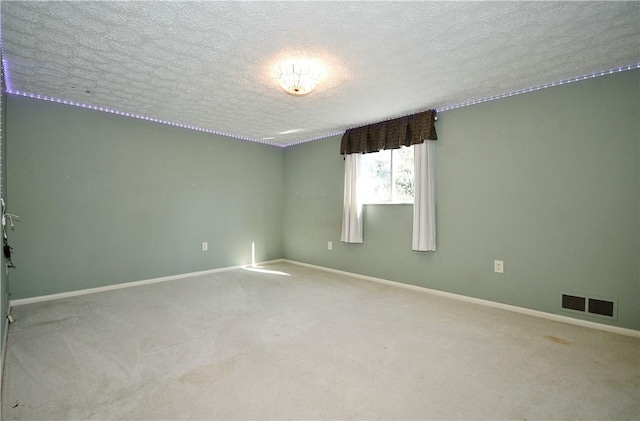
[392,146,414,202]
[361,146,414,203]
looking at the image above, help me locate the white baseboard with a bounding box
[8,258,639,339]
[9,259,284,307]
[0,311,8,406]
[283,259,640,339]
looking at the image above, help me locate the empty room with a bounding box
[0,1,638,420]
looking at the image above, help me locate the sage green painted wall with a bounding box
[283,70,640,330]
[1,52,8,354]
[7,95,284,299]
[5,70,639,331]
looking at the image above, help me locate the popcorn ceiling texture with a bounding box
[1,1,639,145]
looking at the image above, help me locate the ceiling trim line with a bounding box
[2,39,637,149]
[0,45,13,93]
[5,90,287,148]
[435,63,640,113]
[279,62,640,148]
[282,62,640,148]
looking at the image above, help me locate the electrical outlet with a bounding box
[494,260,504,273]
[202,242,208,251]
[328,241,332,250]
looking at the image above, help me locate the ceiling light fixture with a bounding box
[275,59,322,96]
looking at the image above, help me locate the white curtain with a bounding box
[341,153,363,243]
[412,141,436,251]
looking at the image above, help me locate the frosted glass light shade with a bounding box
[275,60,322,96]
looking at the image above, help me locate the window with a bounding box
[360,146,414,203]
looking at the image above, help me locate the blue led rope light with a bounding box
[2,60,638,148]
[0,50,12,93]
[284,63,640,147]
[436,63,640,113]
[4,90,285,147]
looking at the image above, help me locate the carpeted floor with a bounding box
[1,262,639,420]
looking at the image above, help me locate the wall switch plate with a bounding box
[202,242,208,251]
[494,260,504,273]
[328,241,332,250]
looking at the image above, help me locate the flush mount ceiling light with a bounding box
[275,59,323,96]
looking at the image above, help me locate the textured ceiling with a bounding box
[1,1,639,145]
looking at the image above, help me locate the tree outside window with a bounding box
[360,146,414,203]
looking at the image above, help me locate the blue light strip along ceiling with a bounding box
[1,54,638,148]
[290,63,640,148]
[436,63,640,113]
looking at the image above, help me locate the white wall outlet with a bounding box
[202,242,208,251]
[328,241,333,250]
[494,260,504,273]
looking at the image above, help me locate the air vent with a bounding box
[587,298,615,317]
[561,294,586,312]
[560,292,617,320]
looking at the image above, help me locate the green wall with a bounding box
[284,70,640,330]
[1,51,8,355]
[5,70,639,331]
[7,96,284,299]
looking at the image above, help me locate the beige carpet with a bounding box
[1,262,638,420]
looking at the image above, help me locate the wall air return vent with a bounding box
[587,298,615,317]
[560,292,617,320]
[561,294,586,312]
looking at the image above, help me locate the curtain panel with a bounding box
[341,153,364,243]
[412,141,436,251]
[340,109,437,155]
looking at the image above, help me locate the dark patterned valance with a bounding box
[340,109,437,155]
